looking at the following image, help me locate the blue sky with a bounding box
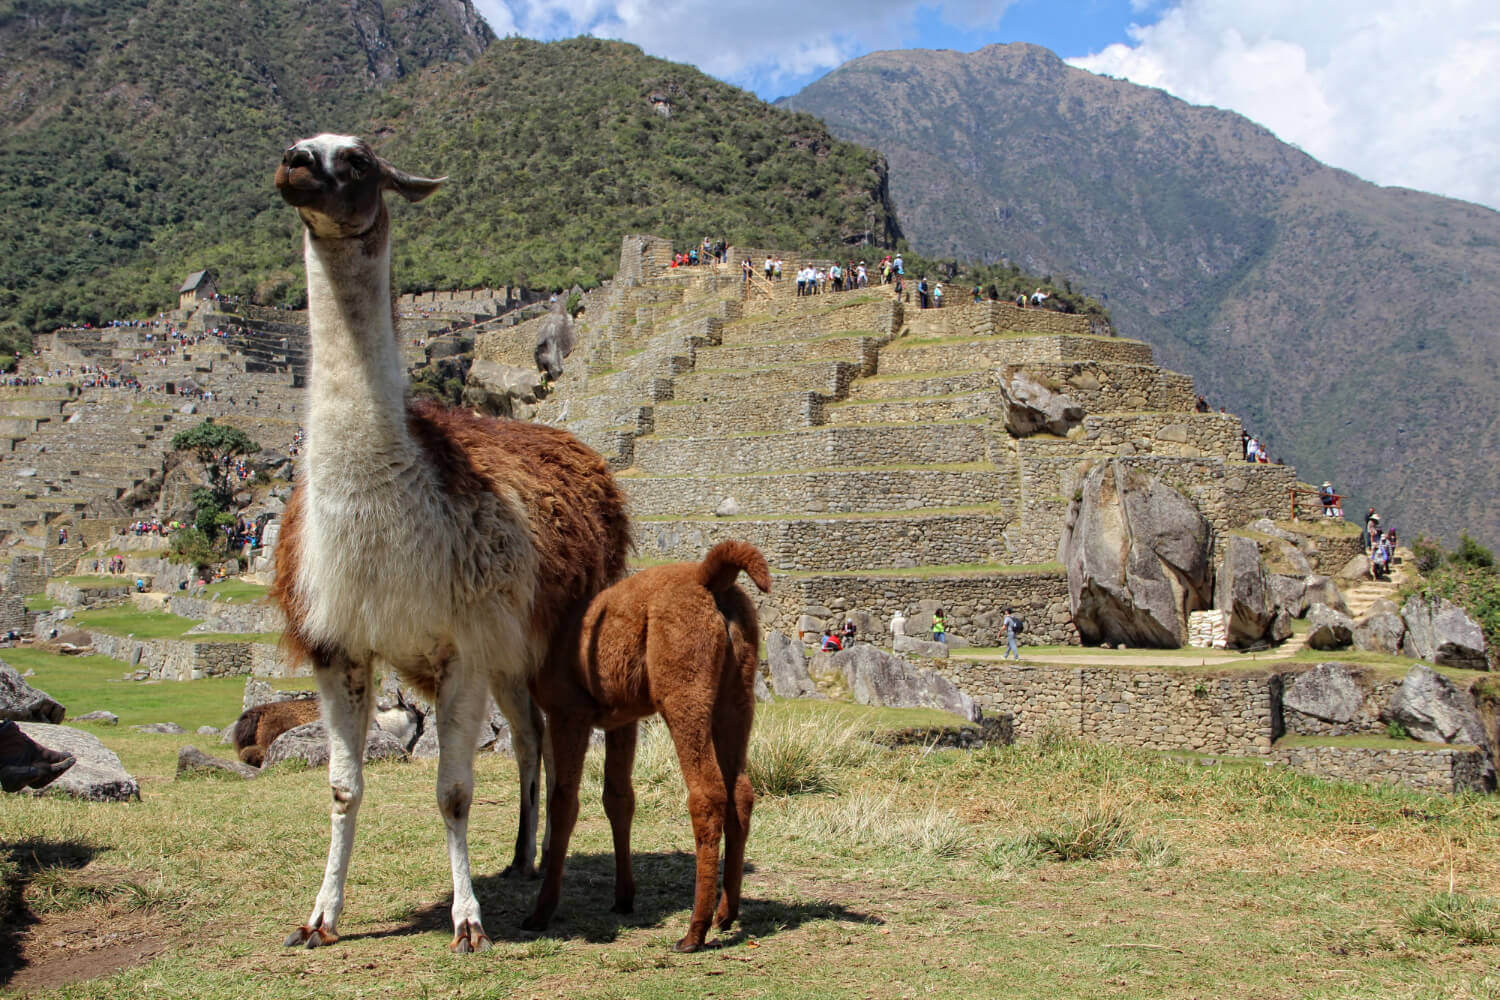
[474,0,1500,210]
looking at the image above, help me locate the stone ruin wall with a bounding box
[761,572,1077,648]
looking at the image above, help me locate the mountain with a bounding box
[781,43,1500,549]
[0,7,897,331]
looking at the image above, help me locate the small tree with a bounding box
[170,419,260,506]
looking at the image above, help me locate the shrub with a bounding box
[1452,534,1495,569]
[747,714,876,796]
[1385,719,1410,740]
[1412,535,1445,573]
[1027,802,1135,862]
[1405,892,1500,945]
[167,527,220,569]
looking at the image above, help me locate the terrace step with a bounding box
[631,421,994,476]
[619,465,1016,517]
[637,511,1015,572]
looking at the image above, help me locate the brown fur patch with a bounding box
[405,400,632,639]
[231,699,321,767]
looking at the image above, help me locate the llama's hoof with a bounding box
[499,862,538,880]
[610,898,634,915]
[450,920,491,954]
[713,910,737,930]
[672,936,704,954]
[284,924,338,948]
[520,911,551,932]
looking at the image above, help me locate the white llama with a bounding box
[271,134,631,952]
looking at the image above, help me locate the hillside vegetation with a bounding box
[782,44,1500,549]
[0,5,896,331]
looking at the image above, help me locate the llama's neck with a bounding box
[302,229,418,500]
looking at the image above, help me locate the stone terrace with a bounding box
[527,236,1304,649]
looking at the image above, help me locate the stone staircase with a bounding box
[536,236,1308,649]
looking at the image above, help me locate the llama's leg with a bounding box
[493,675,545,878]
[712,686,755,931]
[521,716,591,931]
[661,701,728,953]
[284,652,372,949]
[436,662,493,953]
[603,722,638,914]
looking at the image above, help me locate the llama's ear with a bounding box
[380,160,445,203]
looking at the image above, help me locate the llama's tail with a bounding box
[698,540,771,596]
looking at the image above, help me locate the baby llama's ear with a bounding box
[379,159,446,202]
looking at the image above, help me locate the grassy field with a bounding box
[68,608,279,646]
[5,679,1500,997]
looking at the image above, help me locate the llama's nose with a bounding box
[283,146,315,169]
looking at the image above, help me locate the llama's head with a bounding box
[275,134,443,240]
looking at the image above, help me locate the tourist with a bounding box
[1030,287,1049,306]
[889,608,906,639]
[821,629,842,652]
[841,619,856,647]
[933,282,943,308]
[764,257,773,281]
[1002,608,1022,660]
[917,277,930,309]
[1320,482,1338,517]
[930,609,947,644]
[1362,508,1379,550]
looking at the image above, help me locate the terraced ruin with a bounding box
[0,235,1492,796]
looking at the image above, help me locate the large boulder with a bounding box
[1306,603,1355,650]
[1269,574,1310,618]
[1401,595,1488,670]
[1062,461,1214,647]
[766,631,820,699]
[1283,663,1363,723]
[176,744,258,780]
[996,371,1084,437]
[533,307,576,381]
[1303,575,1349,616]
[893,634,949,658]
[827,645,979,722]
[16,722,140,801]
[1216,535,1276,647]
[1353,600,1406,655]
[0,663,65,723]
[263,722,408,768]
[463,360,545,418]
[373,705,421,751]
[1389,664,1488,747]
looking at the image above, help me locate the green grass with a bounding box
[56,575,128,590]
[8,715,1500,997]
[0,647,313,730]
[199,580,269,602]
[1275,733,1471,752]
[71,608,205,640]
[24,593,60,612]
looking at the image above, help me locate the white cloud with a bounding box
[473,1,1016,95]
[1070,0,1500,210]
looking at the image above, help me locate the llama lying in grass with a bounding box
[230,698,321,767]
[524,540,770,952]
[272,134,632,952]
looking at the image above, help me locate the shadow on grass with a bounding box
[362,850,877,947]
[1,838,103,987]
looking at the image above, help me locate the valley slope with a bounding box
[782,43,1500,548]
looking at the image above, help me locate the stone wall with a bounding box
[160,594,285,634]
[1273,744,1488,794]
[86,630,299,681]
[620,467,1013,518]
[0,593,28,633]
[632,422,990,476]
[1012,362,1197,413]
[46,580,134,608]
[935,661,1277,755]
[640,512,1014,573]
[3,554,47,596]
[767,572,1076,647]
[877,335,1152,375]
[721,300,901,345]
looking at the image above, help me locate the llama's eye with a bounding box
[347,155,370,177]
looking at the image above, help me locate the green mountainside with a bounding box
[0,5,897,332]
[782,43,1500,549]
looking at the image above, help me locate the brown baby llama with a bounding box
[524,540,770,952]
